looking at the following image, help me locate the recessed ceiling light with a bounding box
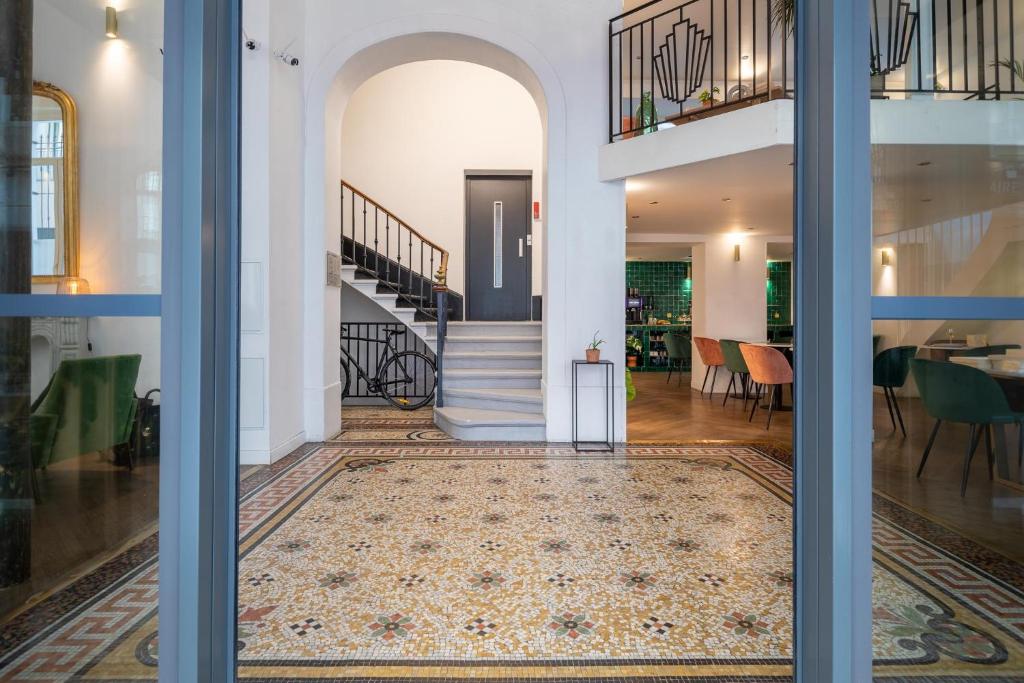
[721,197,731,202]
[742,54,749,60]
[649,201,659,205]
[917,161,932,166]
[921,198,933,202]
[631,215,640,219]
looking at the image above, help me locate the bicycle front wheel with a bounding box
[378,351,437,410]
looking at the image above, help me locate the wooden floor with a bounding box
[627,370,1024,562]
[0,452,159,620]
[627,371,794,444]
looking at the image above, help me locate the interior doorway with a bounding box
[465,174,532,321]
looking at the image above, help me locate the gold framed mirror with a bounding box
[31,81,79,283]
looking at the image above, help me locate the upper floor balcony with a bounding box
[610,0,1024,142]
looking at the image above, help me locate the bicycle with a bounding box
[340,326,437,410]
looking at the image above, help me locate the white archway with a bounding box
[301,20,569,440]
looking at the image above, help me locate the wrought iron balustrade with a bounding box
[610,0,1024,142]
[341,180,458,321]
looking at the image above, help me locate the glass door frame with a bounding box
[156,0,240,681]
[82,0,1020,680]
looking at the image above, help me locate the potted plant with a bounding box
[586,331,605,363]
[698,87,720,108]
[633,91,659,135]
[626,335,643,368]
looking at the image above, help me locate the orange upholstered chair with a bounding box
[693,337,726,399]
[740,343,793,429]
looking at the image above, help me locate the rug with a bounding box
[2,443,1023,681]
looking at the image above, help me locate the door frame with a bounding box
[463,170,533,321]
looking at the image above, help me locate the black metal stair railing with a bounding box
[340,180,462,322]
[610,0,1024,142]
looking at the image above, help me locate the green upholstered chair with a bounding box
[910,358,1024,496]
[664,332,691,387]
[30,355,142,492]
[951,344,1022,358]
[719,339,751,408]
[873,345,917,437]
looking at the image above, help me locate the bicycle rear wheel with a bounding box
[378,351,437,410]
[340,358,351,400]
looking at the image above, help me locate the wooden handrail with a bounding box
[341,179,449,284]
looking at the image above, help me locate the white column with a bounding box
[690,235,769,394]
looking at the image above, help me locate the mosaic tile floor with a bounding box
[331,406,453,442]
[2,441,1024,682]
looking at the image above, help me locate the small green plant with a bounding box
[626,335,643,355]
[588,332,606,350]
[625,368,637,402]
[698,87,720,105]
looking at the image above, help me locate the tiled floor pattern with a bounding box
[2,444,1024,681]
[331,406,452,442]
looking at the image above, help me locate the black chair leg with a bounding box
[723,373,735,407]
[748,383,761,422]
[666,364,673,384]
[889,387,906,438]
[916,419,942,478]
[741,374,751,411]
[960,424,983,497]
[881,386,896,432]
[31,468,42,504]
[766,385,778,430]
[700,366,711,396]
[1019,423,1023,468]
[709,366,719,400]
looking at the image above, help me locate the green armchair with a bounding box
[30,355,142,493]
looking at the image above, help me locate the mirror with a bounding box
[31,82,78,282]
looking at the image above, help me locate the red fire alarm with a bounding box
[533,201,541,220]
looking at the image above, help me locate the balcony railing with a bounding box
[610,0,1024,142]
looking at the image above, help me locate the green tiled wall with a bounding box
[625,261,692,320]
[767,261,792,326]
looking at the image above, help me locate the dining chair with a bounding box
[910,358,1024,497]
[664,332,691,387]
[873,345,918,437]
[719,340,752,408]
[951,344,1022,358]
[740,344,793,430]
[693,337,725,399]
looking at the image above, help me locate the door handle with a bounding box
[518,238,524,257]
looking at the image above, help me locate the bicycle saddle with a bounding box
[385,328,407,337]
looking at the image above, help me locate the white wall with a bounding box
[340,60,544,297]
[690,234,769,394]
[240,0,309,464]
[281,0,626,443]
[32,0,163,394]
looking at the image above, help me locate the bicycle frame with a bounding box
[339,330,417,393]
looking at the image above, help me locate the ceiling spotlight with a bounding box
[721,197,731,202]
[921,198,933,203]
[631,215,640,219]
[917,161,932,166]
[649,201,659,205]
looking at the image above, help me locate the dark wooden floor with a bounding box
[0,452,159,620]
[628,371,1024,562]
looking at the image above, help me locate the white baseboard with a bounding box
[270,431,307,463]
[239,449,270,466]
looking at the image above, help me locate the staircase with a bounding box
[340,180,546,441]
[433,321,546,441]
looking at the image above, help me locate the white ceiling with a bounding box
[625,142,1024,238]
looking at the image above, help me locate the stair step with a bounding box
[443,387,543,414]
[447,321,542,337]
[444,368,542,389]
[444,336,542,352]
[434,406,546,441]
[444,351,542,369]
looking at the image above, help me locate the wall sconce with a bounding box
[881,248,893,267]
[57,277,91,295]
[733,244,741,261]
[105,7,118,39]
